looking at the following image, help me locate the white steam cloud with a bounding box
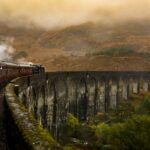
[0,0,150,29]
[0,44,14,61]
[16,58,33,65]
[0,43,33,64]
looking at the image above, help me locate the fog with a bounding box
[0,0,150,29]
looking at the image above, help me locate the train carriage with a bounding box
[19,64,33,76]
[0,61,45,87]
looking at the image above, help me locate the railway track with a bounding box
[0,89,9,150]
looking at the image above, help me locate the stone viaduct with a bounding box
[4,71,150,149]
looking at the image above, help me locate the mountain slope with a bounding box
[1,21,150,71]
[39,21,150,55]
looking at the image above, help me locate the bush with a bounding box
[111,100,135,122]
[87,113,109,125]
[95,123,110,144]
[75,124,95,142]
[66,113,79,128]
[92,115,150,150]
[137,96,150,115]
[119,115,150,149]
[59,101,150,149]
[59,113,79,144]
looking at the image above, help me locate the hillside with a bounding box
[1,21,150,71]
[39,21,150,54]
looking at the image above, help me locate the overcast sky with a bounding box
[0,0,149,29]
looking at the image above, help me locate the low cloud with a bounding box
[0,0,150,29]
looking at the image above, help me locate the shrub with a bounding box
[108,115,150,150]
[120,115,150,149]
[66,113,79,128]
[59,113,79,144]
[95,122,110,143]
[75,124,95,142]
[137,96,150,114]
[109,101,135,123]
[93,115,150,150]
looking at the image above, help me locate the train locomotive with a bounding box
[0,61,45,87]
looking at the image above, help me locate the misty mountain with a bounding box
[1,20,150,54]
[1,21,150,71]
[39,21,150,55]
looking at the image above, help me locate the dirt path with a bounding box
[0,90,9,150]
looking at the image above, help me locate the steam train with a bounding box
[0,61,45,87]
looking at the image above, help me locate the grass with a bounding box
[92,46,150,58]
[100,46,134,56]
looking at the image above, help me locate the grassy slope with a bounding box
[1,21,150,71]
[39,21,150,54]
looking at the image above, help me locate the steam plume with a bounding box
[0,44,14,61]
[0,42,32,64]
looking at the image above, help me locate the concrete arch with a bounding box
[121,79,129,100]
[46,81,56,132]
[129,78,140,95]
[26,86,34,113]
[36,85,46,127]
[41,85,47,128]
[19,90,28,108]
[86,77,97,116]
[31,87,38,119]
[109,80,118,109]
[66,77,77,116]
[22,92,28,108]
[77,78,88,121]
[55,79,67,124]
[143,80,149,92]
[97,79,106,112]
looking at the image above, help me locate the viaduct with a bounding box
[4,71,150,149]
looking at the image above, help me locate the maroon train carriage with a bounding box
[0,61,45,88]
[19,64,33,76]
[3,62,20,81]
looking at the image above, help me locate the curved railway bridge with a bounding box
[3,71,150,149]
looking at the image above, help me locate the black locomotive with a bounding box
[0,61,45,86]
